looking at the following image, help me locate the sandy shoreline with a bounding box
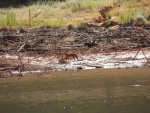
[0,48,150,77]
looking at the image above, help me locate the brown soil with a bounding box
[0,25,150,78]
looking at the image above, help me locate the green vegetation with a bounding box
[0,68,150,113]
[7,12,16,27]
[108,0,149,24]
[0,0,149,28]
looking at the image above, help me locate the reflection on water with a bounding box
[0,68,150,113]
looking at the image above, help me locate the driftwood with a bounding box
[133,48,148,62]
[17,43,26,52]
[1,67,17,71]
[63,45,82,48]
[86,65,103,68]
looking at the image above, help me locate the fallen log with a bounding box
[86,64,103,68]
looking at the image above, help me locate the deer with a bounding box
[64,53,78,61]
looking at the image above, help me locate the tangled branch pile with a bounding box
[0,25,150,78]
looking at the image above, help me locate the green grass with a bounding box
[108,0,150,24]
[0,0,150,28]
[0,68,150,113]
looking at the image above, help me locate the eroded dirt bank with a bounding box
[0,25,150,77]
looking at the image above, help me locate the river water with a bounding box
[0,68,150,113]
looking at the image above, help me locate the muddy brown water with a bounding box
[0,68,150,113]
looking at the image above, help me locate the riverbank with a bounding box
[0,25,150,77]
[1,47,150,73]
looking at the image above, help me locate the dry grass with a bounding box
[0,0,149,28]
[108,0,150,24]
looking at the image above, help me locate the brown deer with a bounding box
[64,53,78,61]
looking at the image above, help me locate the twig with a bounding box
[17,43,26,52]
[133,48,148,62]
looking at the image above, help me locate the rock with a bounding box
[101,21,119,28]
[130,18,146,27]
[84,42,97,48]
[63,36,76,43]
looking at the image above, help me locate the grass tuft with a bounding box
[0,0,149,28]
[6,12,16,27]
